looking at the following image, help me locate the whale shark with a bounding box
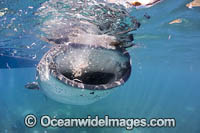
[1,0,140,105]
[25,42,131,105]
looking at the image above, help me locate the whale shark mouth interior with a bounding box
[61,71,115,85]
[52,44,131,88]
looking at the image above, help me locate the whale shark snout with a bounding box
[37,43,131,105]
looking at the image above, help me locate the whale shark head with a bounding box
[36,43,131,105]
[33,0,140,105]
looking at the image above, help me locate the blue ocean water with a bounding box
[0,0,200,133]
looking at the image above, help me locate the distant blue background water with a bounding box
[0,0,200,132]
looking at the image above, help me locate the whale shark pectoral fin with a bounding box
[25,82,40,90]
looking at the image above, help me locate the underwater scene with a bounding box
[0,0,200,132]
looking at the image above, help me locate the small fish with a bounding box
[186,0,200,8]
[128,0,163,9]
[169,19,182,24]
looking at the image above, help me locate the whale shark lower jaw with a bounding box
[37,43,131,105]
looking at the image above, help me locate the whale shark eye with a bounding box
[131,1,142,6]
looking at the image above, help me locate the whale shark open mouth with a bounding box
[36,43,131,105]
[38,43,131,90]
